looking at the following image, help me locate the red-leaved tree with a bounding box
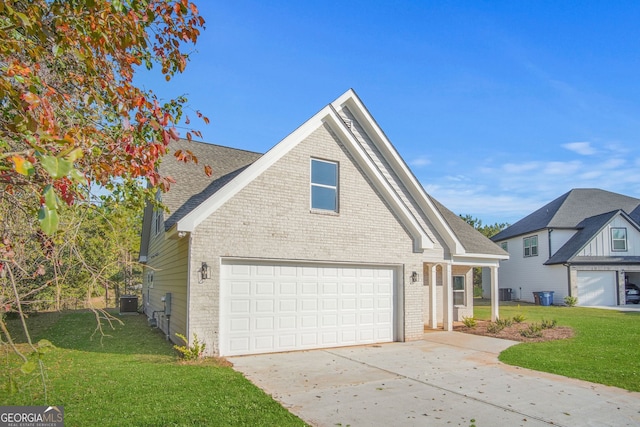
[1,0,208,398]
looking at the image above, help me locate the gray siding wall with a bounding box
[188,123,425,355]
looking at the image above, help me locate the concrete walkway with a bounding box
[229,332,640,427]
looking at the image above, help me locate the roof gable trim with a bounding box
[333,91,465,254]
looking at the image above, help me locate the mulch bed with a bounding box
[454,320,574,343]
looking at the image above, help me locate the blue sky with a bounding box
[139,1,640,224]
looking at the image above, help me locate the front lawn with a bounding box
[0,311,306,427]
[474,300,640,392]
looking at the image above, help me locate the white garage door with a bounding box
[577,271,617,306]
[220,261,396,356]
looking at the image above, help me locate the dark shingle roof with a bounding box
[159,139,262,229]
[544,210,619,265]
[428,196,508,256]
[492,188,640,242]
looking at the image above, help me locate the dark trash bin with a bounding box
[499,288,513,302]
[533,291,542,305]
[539,291,554,306]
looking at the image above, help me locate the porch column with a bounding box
[490,265,499,322]
[443,263,453,331]
[429,264,437,329]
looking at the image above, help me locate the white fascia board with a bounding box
[619,210,640,232]
[333,93,465,255]
[323,109,433,251]
[452,253,509,266]
[176,106,331,233]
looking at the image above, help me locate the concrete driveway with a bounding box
[229,332,640,427]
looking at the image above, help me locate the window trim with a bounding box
[310,158,339,212]
[154,208,163,236]
[523,235,538,258]
[611,227,628,252]
[453,275,466,307]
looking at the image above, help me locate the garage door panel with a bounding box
[577,271,617,306]
[221,262,396,356]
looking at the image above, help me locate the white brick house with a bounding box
[139,89,508,356]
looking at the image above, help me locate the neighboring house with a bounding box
[139,89,508,356]
[491,188,640,306]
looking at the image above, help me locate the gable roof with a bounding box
[492,188,640,242]
[428,196,507,256]
[140,89,507,260]
[545,210,640,265]
[159,140,262,230]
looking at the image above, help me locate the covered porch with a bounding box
[423,259,501,331]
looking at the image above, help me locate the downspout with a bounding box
[564,263,572,296]
[185,231,192,343]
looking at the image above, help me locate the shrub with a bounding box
[521,323,543,338]
[564,296,578,307]
[496,317,513,328]
[174,333,206,361]
[512,313,526,323]
[541,318,557,329]
[486,322,504,334]
[462,316,477,328]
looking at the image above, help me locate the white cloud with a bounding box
[543,160,581,175]
[410,156,431,167]
[562,141,596,155]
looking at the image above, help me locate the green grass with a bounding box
[475,300,640,391]
[1,311,306,427]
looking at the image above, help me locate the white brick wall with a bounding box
[188,124,426,354]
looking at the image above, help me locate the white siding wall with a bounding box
[549,229,576,256]
[497,231,568,303]
[578,216,640,256]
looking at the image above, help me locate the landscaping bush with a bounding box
[564,296,578,307]
[174,333,206,361]
[462,316,477,328]
[495,317,513,328]
[541,318,557,329]
[521,323,543,338]
[486,322,504,334]
[512,313,526,323]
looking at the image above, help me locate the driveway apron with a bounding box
[229,332,640,427]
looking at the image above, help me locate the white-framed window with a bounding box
[453,275,465,306]
[500,242,508,252]
[523,235,538,257]
[611,227,627,251]
[310,159,338,212]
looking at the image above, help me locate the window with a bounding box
[611,227,627,251]
[453,276,465,306]
[523,235,538,257]
[311,159,338,212]
[154,209,163,235]
[500,242,508,252]
[153,192,163,235]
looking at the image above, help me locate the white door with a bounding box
[577,271,617,306]
[220,261,396,356]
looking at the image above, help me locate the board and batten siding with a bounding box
[143,222,189,343]
[497,231,568,303]
[578,216,640,257]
